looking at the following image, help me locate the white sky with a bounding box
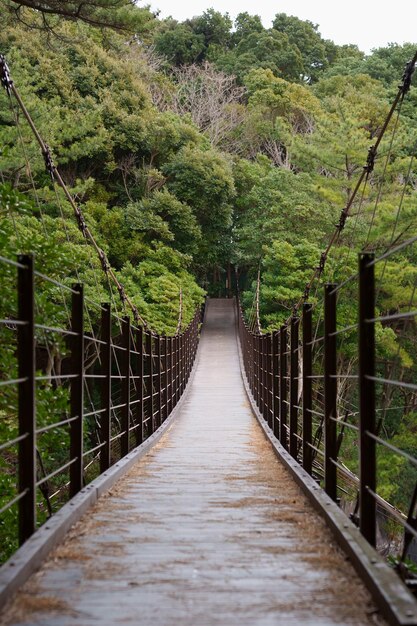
[147,0,417,54]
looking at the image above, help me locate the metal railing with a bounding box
[237,248,417,581]
[0,254,201,557]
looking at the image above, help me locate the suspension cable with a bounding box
[0,53,149,330]
[289,51,417,321]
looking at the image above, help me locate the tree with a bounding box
[189,9,232,50]
[168,62,247,150]
[364,43,417,87]
[162,145,235,272]
[234,166,331,269]
[153,19,205,66]
[2,0,154,33]
[232,12,263,45]
[244,68,322,167]
[215,29,303,83]
[272,13,330,82]
[296,74,391,206]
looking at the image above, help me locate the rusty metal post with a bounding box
[161,337,167,422]
[154,335,162,430]
[178,334,183,397]
[121,315,131,457]
[167,336,172,416]
[272,331,280,439]
[290,316,299,459]
[253,334,258,405]
[70,283,84,498]
[145,331,153,434]
[155,336,162,429]
[136,326,144,445]
[17,254,36,544]
[359,253,376,546]
[100,303,111,472]
[279,325,288,449]
[257,334,262,411]
[258,333,262,408]
[187,327,191,380]
[268,333,273,429]
[324,284,337,502]
[263,335,268,420]
[185,329,189,384]
[174,335,179,407]
[177,333,181,400]
[302,303,313,475]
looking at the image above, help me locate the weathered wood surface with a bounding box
[1,299,384,625]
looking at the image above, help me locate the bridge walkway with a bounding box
[1,299,383,625]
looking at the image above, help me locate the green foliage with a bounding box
[163,146,235,270]
[154,20,206,65]
[272,13,330,83]
[378,413,417,511]
[2,4,417,559]
[1,0,155,34]
[255,238,324,328]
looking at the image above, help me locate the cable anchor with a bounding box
[400,59,416,96]
[364,144,377,174]
[42,144,55,179]
[98,249,110,273]
[75,208,88,237]
[117,284,127,303]
[0,54,13,96]
[317,252,326,275]
[336,209,348,231]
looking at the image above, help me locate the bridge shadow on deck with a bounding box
[2,299,382,626]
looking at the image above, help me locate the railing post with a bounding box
[324,283,337,502]
[183,330,187,390]
[253,334,258,405]
[302,303,313,475]
[179,332,183,396]
[245,320,249,382]
[264,334,267,421]
[162,336,167,422]
[70,283,84,498]
[177,334,182,397]
[257,334,261,408]
[167,336,173,416]
[136,326,144,446]
[268,333,273,429]
[121,315,131,457]
[279,325,288,449]
[177,333,180,400]
[174,335,179,407]
[262,335,268,419]
[290,316,299,459]
[359,252,376,546]
[100,303,111,472]
[187,327,191,380]
[258,334,262,412]
[17,254,36,544]
[247,330,251,392]
[185,329,189,384]
[145,331,153,435]
[272,331,280,439]
[155,335,162,429]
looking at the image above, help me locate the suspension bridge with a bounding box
[1,48,417,626]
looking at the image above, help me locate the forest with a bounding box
[1,0,417,562]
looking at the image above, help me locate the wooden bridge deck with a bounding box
[1,299,383,625]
